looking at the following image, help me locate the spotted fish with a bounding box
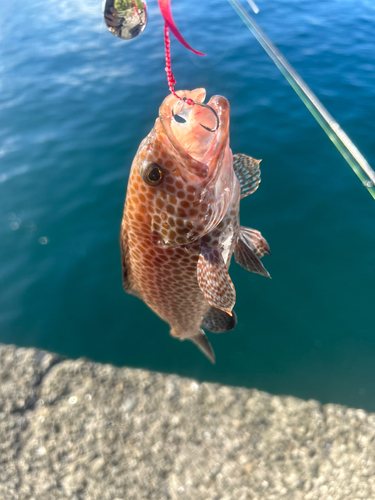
[120,89,270,363]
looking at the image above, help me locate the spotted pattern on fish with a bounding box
[121,172,240,336]
[122,178,211,338]
[126,127,219,249]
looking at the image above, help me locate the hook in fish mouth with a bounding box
[172,97,220,133]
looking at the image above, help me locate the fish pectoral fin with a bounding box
[234,226,271,278]
[197,246,236,314]
[202,307,237,333]
[233,153,261,199]
[190,330,216,364]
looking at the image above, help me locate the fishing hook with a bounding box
[173,98,219,132]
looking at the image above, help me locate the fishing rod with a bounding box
[228,0,375,200]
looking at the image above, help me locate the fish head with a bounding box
[131,89,235,247]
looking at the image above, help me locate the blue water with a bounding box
[1,0,375,410]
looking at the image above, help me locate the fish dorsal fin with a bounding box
[120,225,140,298]
[190,329,215,363]
[234,226,271,278]
[233,153,261,199]
[120,226,132,292]
[197,246,236,314]
[202,307,237,333]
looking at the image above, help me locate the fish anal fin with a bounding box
[233,153,261,199]
[234,226,271,278]
[197,246,236,314]
[202,307,237,333]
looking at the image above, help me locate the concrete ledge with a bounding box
[0,343,374,499]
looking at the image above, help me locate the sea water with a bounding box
[1,0,375,410]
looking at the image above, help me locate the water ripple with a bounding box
[1,0,375,409]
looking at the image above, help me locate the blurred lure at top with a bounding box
[120,89,270,362]
[103,0,148,40]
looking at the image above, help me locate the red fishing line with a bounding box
[159,0,205,105]
[164,24,194,105]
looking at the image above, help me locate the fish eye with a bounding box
[143,163,163,186]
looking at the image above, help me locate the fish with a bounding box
[120,88,270,363]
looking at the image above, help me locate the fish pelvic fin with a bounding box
[233,153,261,199]
[197,246,236,314]
[190,330,216,364]
[234,226,271,278]
[202,307,237,333]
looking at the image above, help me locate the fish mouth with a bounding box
[159,89,230,180]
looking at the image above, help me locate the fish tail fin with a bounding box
[171,327,215,364]
[190,330,216,364]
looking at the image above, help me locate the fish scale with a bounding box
[120,89,271,362]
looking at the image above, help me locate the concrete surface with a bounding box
[0,343,375,500]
